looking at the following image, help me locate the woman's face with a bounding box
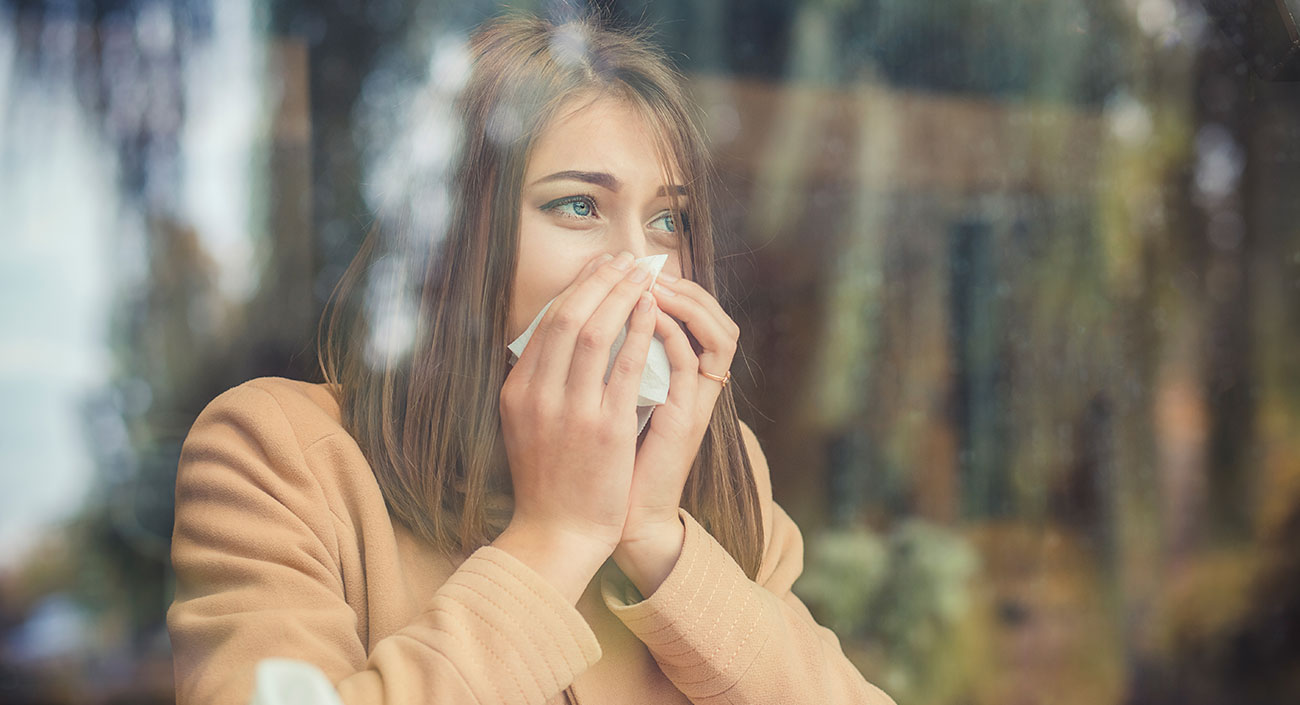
[508,95,687,343]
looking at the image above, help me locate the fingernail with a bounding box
[628,263,650,282]
[653,282,675,296]
[638,292,653,311]
[597,253,615,266]
[612,252,634,271]
[657,271,678,283]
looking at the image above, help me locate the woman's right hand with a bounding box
[496,250,660,580]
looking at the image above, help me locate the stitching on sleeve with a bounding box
[423,604,528,704]
[424,639,485,705]
[449,581,564,702]
[662,580,759,677]
[680,543,731,641]
[472,551,601,662]
[711,593,764,673]
[386,629,485,705]
[653,640,705,663]
[618,523,705,626]
[701,594,780,698]
[703,576,758,663]
[671,588,763,687]
[476,549,577,613]
[461,565,567,689]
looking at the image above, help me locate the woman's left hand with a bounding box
[611,272,739,594]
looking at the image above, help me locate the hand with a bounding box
[498,251,659,564]
[612,271,740,593]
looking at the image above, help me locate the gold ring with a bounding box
[699,369,730,386]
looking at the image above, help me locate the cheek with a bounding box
[662,252,685,281]
[509,217,597,338]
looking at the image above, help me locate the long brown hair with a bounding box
[316,11,764,578]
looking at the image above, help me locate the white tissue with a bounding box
[508,254,671,435]
[248,659,345,705]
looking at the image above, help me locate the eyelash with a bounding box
[545,195,599,220]
[542,194,687,233]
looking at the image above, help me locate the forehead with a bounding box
[525,94,684,184]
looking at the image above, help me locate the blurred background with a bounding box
[3,0,1299,703]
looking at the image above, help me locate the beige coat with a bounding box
[167,377,895,705]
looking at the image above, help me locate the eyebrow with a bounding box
[530,170,687,197]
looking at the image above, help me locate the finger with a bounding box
[653,308,699,410]
[651,283,738,366]
[568,260,658,402]
[511,253,611,383]
[529,252,637,389]
[652,275,736,333]
[602,291,657,414]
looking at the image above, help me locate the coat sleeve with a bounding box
[167,382,602,705]
[599,422,896,705]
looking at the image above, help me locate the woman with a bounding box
[167,12,894,705]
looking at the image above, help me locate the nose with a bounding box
[606,216,651,259]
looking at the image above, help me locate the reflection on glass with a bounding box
[2,2,1298,704]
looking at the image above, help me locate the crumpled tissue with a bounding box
[507,254,671,435]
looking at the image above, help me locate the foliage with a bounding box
[797,519,980,702]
